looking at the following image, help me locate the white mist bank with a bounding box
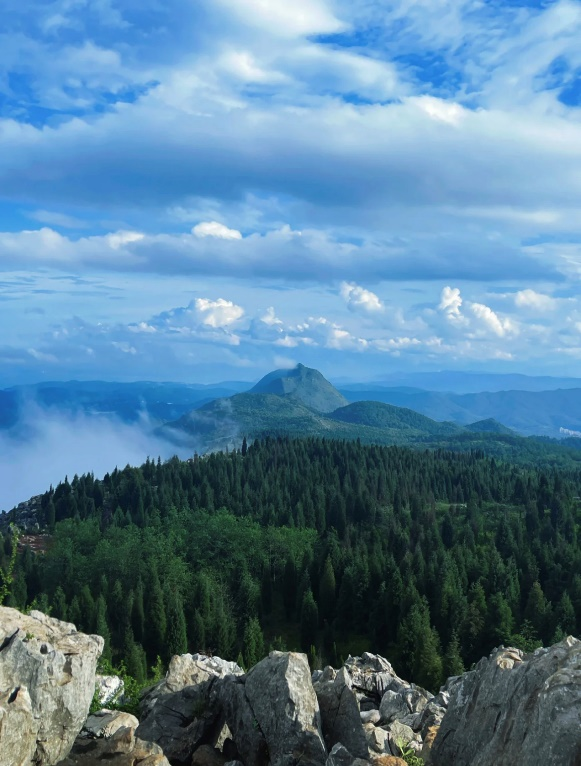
[0,406,192,512]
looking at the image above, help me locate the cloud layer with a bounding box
[1,0,581,382]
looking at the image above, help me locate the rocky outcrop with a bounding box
[0,606,104,766]
[137,654,242,765]
[5,624,578,766]
[58,709,170,766]
[430,636,581,766]
[244,651,327,766]
[314,667,368,759]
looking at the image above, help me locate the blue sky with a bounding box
[2,0,581,384]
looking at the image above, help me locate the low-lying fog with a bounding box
[0,406,192,512]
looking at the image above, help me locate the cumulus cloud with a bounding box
[439,286,463,318]
[194,297,244,327]
[469,302,517,338]
[340,282,384,313]
[192,221,243,240]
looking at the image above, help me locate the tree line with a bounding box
[1,436,580,690]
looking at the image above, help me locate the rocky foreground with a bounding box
[0,606,580,766]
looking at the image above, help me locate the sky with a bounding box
[2,0,581,384]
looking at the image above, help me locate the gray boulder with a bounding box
[215,675,269,766]
[137,681,221,764]
[431,636,581,766]
[137,653,244,764]
[0,606,103,766]
[325,743,369,766]
[344,654,408,700]
[0,686,37,766]
[57,708,169,766]
[314,667,368,759]
[244,651,327,766]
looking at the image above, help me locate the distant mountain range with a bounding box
[340,370,581,393]
[160,365,581,467]
[2,367,581,443]
[340,387,581,437]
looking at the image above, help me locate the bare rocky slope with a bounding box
[0,607,579,766]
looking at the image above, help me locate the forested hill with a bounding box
[3,437,580,692]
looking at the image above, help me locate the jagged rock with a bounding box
[57,707,169,765]
[215,675,268,766]
[344,654,407,700]
[244,651,327,766]
[325,743,369,766]
[81,710,139,739]
[141,653,243,715]
[137,682,220,765]
[378,692,408,724]
[0,686,37,766]
[360,710,380,725]
[431,637,581,766]
[95,675,124,707]
[137,654,242,764]
[314,666,368,759]
[366,726,390,755]
[0,606,103,766]
[58,728,169,766]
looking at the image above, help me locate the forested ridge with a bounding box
[2,436,580,692]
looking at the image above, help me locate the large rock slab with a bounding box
[244,651,327,766]
[215,675,269,766]
[0,607,103,766]
[137,654,243,764]
[314,667,368,759]
[431,636,581,766]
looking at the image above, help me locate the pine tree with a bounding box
[443,632,465,678]
[318,556,336,622]
[95,594,112,661]
[243,617,265,668]
[190,609,206,653]
[166,590,188,657]
[300,589,319,652]
[146,566,167,660]
[283,558,297,619]
[261,565,273,616]
[52,586,68,621]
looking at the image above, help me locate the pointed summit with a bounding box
[250,364,348,413]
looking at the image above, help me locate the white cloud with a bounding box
[106,231,145,249]
[514,289,558,311]
[195,298,244,327]
[215,0,346,38]
[192,221,243,240]
[260,307,283,327]
[469,302,517,338]
[340,281,384,313]
[412,96,466,126]
[439,286,463,318]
